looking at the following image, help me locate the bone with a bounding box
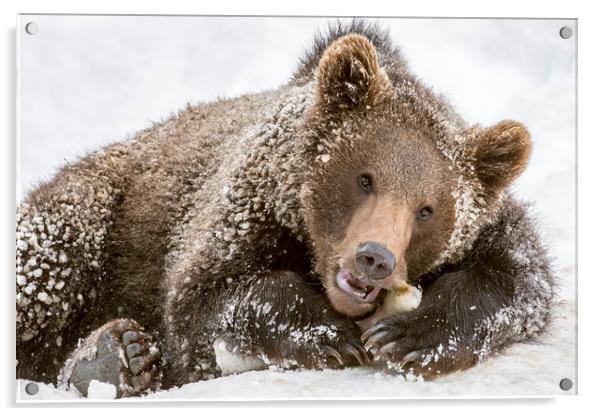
[356,282,422,332]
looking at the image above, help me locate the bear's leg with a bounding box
[17,168,123,382]
[60,318,161,398]
[163,271,370,386]
[213,271,369,372]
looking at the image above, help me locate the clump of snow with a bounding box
[213,339,267,376]
[86,380,117,400]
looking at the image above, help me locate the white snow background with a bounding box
[16,15,576,400]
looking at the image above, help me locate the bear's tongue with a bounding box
[336,270,381,303]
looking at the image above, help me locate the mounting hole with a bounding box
[559,377,573,391]
[559,26,573,39]
[25,22,39,35]
[25,382,39,395]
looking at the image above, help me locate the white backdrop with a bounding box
[16,15,576,399]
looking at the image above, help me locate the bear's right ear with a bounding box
[316,34,394,112]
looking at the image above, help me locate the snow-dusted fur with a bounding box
[16,20,553,394]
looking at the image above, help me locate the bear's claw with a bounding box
[323,346,344,366]
[286,337,369,369]
[322,342,369,367]
[287,328,369,369]
[315,331,370,368]
[342,343,370,366]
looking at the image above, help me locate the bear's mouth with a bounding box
[335,269,382,303]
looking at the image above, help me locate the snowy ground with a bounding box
[16,16,576,400]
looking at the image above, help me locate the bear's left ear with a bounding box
[470,120,532,196]
[316,34,394,112]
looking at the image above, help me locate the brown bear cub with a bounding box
[16,21,553,396]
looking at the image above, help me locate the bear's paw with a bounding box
[61,318,161,397]
[362,314,475,380]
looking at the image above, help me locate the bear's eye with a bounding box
[358,173,373,194]
[417,206,434,221]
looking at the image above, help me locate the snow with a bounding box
[16,16,575,400]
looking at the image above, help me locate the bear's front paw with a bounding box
[280,323,369,370]
[362,314,475,380]
[64,319,161,397]
[316,330,370,369]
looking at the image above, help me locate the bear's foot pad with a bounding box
[67,319,161,398]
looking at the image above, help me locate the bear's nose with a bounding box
[355,241,396,281]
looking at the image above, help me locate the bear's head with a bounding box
[301,34,532,318]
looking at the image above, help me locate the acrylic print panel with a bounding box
[16,15,576,401]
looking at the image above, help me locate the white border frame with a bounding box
[2,1,599,414]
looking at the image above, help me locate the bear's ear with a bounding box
[316,34,393,111]
[470,120,532,195]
